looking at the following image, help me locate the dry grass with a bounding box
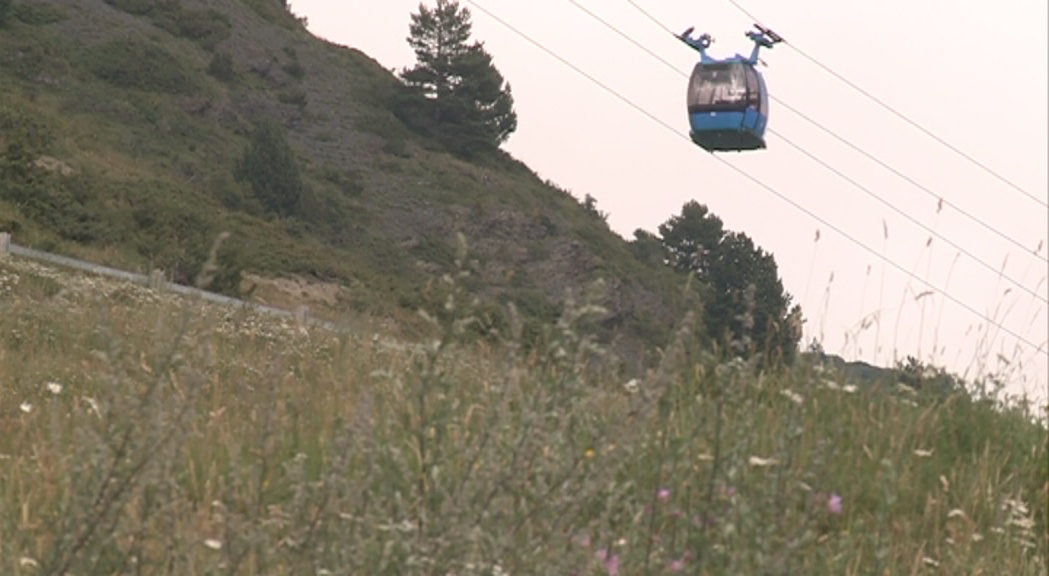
[0,251,1045,575]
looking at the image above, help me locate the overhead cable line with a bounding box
[563,0,1048,305]
[612,0,1047,261]
[710,0,1048,211]
[770,129,1047,305]
[458,0,1047,355]
[768,100,1047,264]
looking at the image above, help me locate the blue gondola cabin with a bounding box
[678,24,782,153]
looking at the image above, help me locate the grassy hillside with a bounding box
[0,0,691,368]
[0,249,1045,574]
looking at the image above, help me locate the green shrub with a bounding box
[282,59,305,80]
[356,111,412,157]
[0,101,54,160]
[234,119,304,217]
[168,8,231,50]
[281,45,305,79]
[104,0,231,50]
[3,174,103,244]
[84,38,201,95]
[240,0,301,30]
[319,164,364,197]
[277,88,307,109]
[207,51,235,82]
[102,0,153,16]
[12,2,68,25]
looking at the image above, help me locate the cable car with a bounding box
[677,24,783,153]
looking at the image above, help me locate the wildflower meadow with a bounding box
[0,247,1045,575]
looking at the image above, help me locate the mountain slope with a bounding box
[0,0,694,367]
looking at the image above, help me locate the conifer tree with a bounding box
[655,200,802,363]
[234,119,303,217]
[397,0,517,155]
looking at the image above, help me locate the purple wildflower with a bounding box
[596,549,620,575]
[828,492,842,515]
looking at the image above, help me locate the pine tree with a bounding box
[401,0,474,103]
[656,201,801,363]
[703,231,797,361]
[397,0,517,155]
[657,200,724,275]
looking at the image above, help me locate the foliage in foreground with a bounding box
[0,253,1045,575]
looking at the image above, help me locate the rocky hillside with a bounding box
[0,0,692,368]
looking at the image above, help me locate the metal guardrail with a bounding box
[0,233,339,332]
[9,242,153,286]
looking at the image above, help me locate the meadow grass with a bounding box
[0,249,1045,575]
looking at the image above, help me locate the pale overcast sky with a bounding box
[291,0,1048,405]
